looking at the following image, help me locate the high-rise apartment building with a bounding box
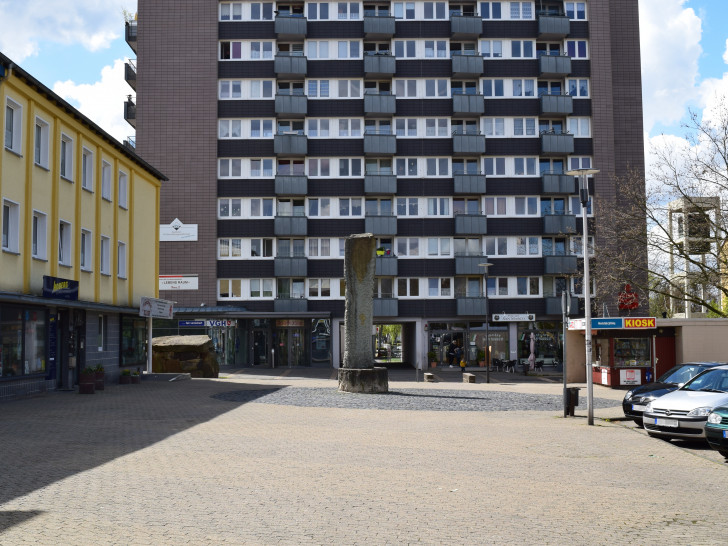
[127,0,646,369]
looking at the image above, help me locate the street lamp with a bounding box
[565,168,599,426]
[479,260,493,383]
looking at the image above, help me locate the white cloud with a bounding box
[639,0,702,133]
[723,38,728,65]
[0,0,136,62]
[53,59,132,143]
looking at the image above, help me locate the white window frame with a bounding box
[117,241,127,278]
[97,315,108,351]
[58,220,72,266]
[100,235,110,275]
[82,148,94,191]
[2,199,20,253]
[34,117,50,168]
[4,97,22,154]
[516,276,541,296]
[101,160,112,201]
[80,229,92,270]
[60,133,74,181]
[32,210,47,259]
[118,170,128,209]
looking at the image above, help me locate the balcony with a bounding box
[375,255,398,276]
[364,53,396,78]
[365,214,397,235]
[452,133,486,155]
[540,131,574,156]
[539,54,572,77]
[538,14,571,39]
[543,214,577,235]
[545,295,580,316]
[374,297,399,317]
[365,173,397,194]
[453,174,486,194]
[540,94,573,117]
[455,214,487,235]
[274,132,307,156]
[274,255,308,277]
[542,173,576,194]
[456,296,488,316]
[451,15,482,39]
[124,59,136,91]
[124,96,136,128]
[452,94,485,117]
[274,215,308,236]
[275,94,307,117]
[543,255,578,275]
[364,132,396,155]
[455,255,487,275]
[274,54,307,78]
[364,92,396,117]
[274,15,307,38]
[364,14,395,38]
[275,174,308,195]
[274,297,308,313]
[451,54,483,78]
[125,20,137,53]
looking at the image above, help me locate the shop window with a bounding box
[1,306,46,377]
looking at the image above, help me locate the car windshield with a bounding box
[658,365,705,384]
[682,368,728,392]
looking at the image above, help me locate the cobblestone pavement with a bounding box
[1,370,727,545]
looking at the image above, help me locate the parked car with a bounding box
[705,406,728,458]
[643,365,728,440]
[623,362,726,425]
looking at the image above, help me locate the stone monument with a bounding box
[338,233,389,393]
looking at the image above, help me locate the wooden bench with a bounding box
[463,373,476,383]
[424,373,435,382]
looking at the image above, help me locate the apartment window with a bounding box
[219,119,242,139]
[452,120,478,135]
[101,161,111,200]
[365,158,392,175]
[339,198,362,216]
[511,40,534,58]
[427,237,451,256]
[80,229,92,270]
[307,119,330,137]
[483,79,504,97]
[513,118,537,136]
[565,2,586,20]
[487,277,509,296]
[453,158,480,175]
[517,277,540,296]
[308,158,331,177]
[277,159,305,176]
[481,40,503,58]
[4,98,22,154]
[485,197,507,215]
[569,117,591,137]
[510,2,532,19]
[338,80,362,98]
[572,276,595,297]
[426,158,449,176]
[397,237,420,256]
[250,2,274,19]
[512,79,535,97]
[425,79,448,97]
[308,41,330,59]
[485,236,507,256]
[251,159,274,177]
[424,2,447,19]
[336,40,360,59]
[2,200,20,253]
[569,156,592,171]
[252,238,274,257]
[453,198,480,215]
[515,197,539,215]
[395,118,417,137]
[218,198,242,218]
[99,236,111,274]
[541,198,566,216]
[394,80,417,98]
[338,158,362,177]
[80,148,94,190]
[308,2,331,20]
[570,195,593,215]
[514,157,537,175]
[58,221,72,266]
[428,278,452,297]
[219,279,243,299]
[307,79,330,98]
[308,238,331,257]
[393,40,416,58]
[484,157,506,176]
[250,80,274,98]
[97,315,108,351]
[395,158,418,177]
[308,278,332,298]
[454,237,480,256]
[516,236,539,255]
[566,40,588,59]
[427,197,450,216]
[218,238,241,258]
[424,40,448,58]
[425,119,449,136]
[32,211,47,259]
[219,2,244,20]
[480,2,502,19]
[451,80,478,95]
[542,237,567,256]
[571,236,595,256]
[60,134,73,180]
[219,80,242,99]
[34,117,49,167]
[338,119,361,137]
[276,199,305,217]
[338,2,360,19]
[251,198,274,217]
[397,278,420,297]
[393,2,415,19]
[118,171,128,209]
[484,118,505,136]
[250,120,274,138]
[117,241,127,278]
[396,198,419,217]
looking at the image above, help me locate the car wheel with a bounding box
[718,450,728,459]
[633,419,643,427]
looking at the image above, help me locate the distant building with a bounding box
[0,52,166,399]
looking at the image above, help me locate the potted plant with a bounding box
[79,367,96,394]
[120,368,132,384]
[94,364,105,390]
[427,350,438,368]
[376,247,385,256]
[477,349,486,367]
[131,368,142,384]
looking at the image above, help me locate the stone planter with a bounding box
[119,375,132,385]
[94,371,105,390]
[131,375,141,384]
[79,373,96,394]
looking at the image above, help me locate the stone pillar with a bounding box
[338,233,389,393]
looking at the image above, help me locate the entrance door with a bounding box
[252,330,269,366]
[278,328,307,367]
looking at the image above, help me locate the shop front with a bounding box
[427,321,510,368]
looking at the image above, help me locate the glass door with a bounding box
[252,330,269,366]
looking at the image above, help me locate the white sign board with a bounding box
[159,275,199,290]
[140,297,174,319]
[492,313,535,322]
[620,369,641,385]
[568,319,587,330]
[160,218,198,241]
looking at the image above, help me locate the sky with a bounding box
[1,0,727,170]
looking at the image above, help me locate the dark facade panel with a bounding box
[397,218,453,237]
[309,299,344,317]
[484,99,539,116]
[486,178,541,195]
[307,219,366,237]
[486,218,543,236]
[483,60,538,77]
[218,180,274,197]
[218,140,274,157]
[307,21,364,38]
[309,179,364,196]
[217,260,274,278]
[398,259,455,277]
[307,60,364,77]
[218,22,275,39]
[569,21,590,39]
[572,99,592,116]
[570,60,591,77]
[574,139,593,155]
[397,179,453,196]
[483,21,538,38]
[396,99,452,116]
[218,61,275,78]
[487,299,545,315]
[218,100,276,118]
[398,299,456,318]
[394,21,450,38]
[308,260,344,278]
[397,138,452,157]
[485,138,540,156]
[308,100,364,117]
[308,139,364,156]
[395,60,452,78]
[487,258,544,277]
[217,219,275,237]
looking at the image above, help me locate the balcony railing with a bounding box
[275,174,308,195]
[274,54,307,78]
[456,296,488,316]
[539,94,573,117]
[274,132,307,155]
[542,172,576,194]
[454,213,487,235]
[538,14,571,38]
[455,254,486,275]
[364,14,396,37]
[364,173,397,194]
[365,214,397,235]
[452,132,486,155]
[453,173,486,194]
[274,297,308,313]
[543,213,577,235]
[451,15,483,38]
[539,54,572,77]
[364,132,397,155]
[125,20,137,53]
[274,15,307,37]
[124,96,136,128]
[275,94,307,117]
[545,295,580,316]
[373,297,398,317]
[452,93,485,116]
[124,59,136,90]
[540,131,574,156]
[375,255,398,276]
[364,92,396,117]
[274,255,308,277]
[543,254,578,275]
[451,53,483,77]
[274,214,308,236]
[364,53,396,77]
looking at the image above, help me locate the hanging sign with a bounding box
[140,297,174,319]
[160,218,198,241]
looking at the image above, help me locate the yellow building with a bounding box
[1,53,166,398]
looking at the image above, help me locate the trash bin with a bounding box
[566,387,580,417]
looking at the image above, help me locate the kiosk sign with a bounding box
[624,317,656,329]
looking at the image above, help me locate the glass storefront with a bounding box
[311,318,332,367]
[121,316,147,367]
[613,338,650,367]
[517,321,562,365]
[428,322,508,366]
[1,306,47,378]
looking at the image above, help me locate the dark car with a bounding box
[623,362,725,425]
[705,406,728,458]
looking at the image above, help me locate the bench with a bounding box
[424,373,435,382]
[463,373,476,383]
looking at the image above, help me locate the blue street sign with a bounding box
[179,320,205,327]
[591,318,623,329]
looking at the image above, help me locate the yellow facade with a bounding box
[1,60,163,307]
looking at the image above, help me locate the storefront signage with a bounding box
[140,297,174,319]
[591,318,623,329]
[276,319,305,327]
[179,320,205,327]
[620,369,641,385]
[42,276,79,300]
[207,319,235,327]
[160,218,198,241]
[492,313,535,322]
[624,317,656,329]
[568,319,586,330]
[159,275,199,290]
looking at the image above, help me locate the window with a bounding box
[511,40,534,58]
[277,159,305,176]
[566,40,588,59]
[309,279,331,298]
[428,278,452,297]
[510,2,532,19]
[220,2,243,21]
[570,195,593,215]
[485,236,508,256]
[484,157,506,176]
[425,40,448,58]
[337,80,362,98]
[454,237,481,256]
[451,80,478,95]
[218,238,242,258]
[337,119,361,136]
[58,221,72,266]
[308,2,331,20]
[425,79,448,97]
[250,238,274,258]
[481,40,503,58]
[486,277,509,296]
[427,237,450,256]
[307,119,329,138]
[517,277,540,296]
[250,119,274,138]
[251,198,274,217]
[307,79,330,98]
[100,236,110,274]
[513,117,537,136]
[397,278,420,297]
[483,79,504,97]
[249,279,273,298]
[4,98,22,154]
[541,198,567,216]
[60,134,73,180]
[394,40,416,58]
[219,80,242,99]
[365,158,393,175]
[565,2,586,20]
[308,41,330,59]
[101,161,111,200]
[396,198,419,217]
[397,237,420,256]
[515,197,539,215]
[480,2,502,19]
[2,200,20,253]
[542,237,567,256]
[453,158,480,175]
[427,198,450,216]
[276,199,305,217]
[516,236,539,255]
[453,198,480,215]
[338,2,360,19]
[250,80,274,98]
[374,278,394,298]
[250,159,275,177]
[513,157,537,175]
[512,79,535,97]
[117,241,127,278]
[118,171,128,209]
[34,117,49,168]
[571,235,595,256]
[32,211,47,259]
[337,40,361,59]
[485,197,507,215]
[426,158,449,176]
[424,2,447,19]
[219,198,242,218]
[394,80,417,97]
[568,117,591,137]
[393,2,415,19]
[97,315,108,351]
[81,148,94,190]
[218,279,243,299]
[251,2,275,19]
[425,118,449,136]
[219,119,242,139]
[395,118,418,137]
[339,198,363,216]
[80,229,92,270]
[569,156,592,171]
[395,157,418,176]
[308,158,331,177]
[338,158,362,177]
[308,238,331,257]
[484,118,505,136]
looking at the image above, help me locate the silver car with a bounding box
[643,365,728,440]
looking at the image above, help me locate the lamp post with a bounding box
[479,260,493,383]
[565,168,599,426]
